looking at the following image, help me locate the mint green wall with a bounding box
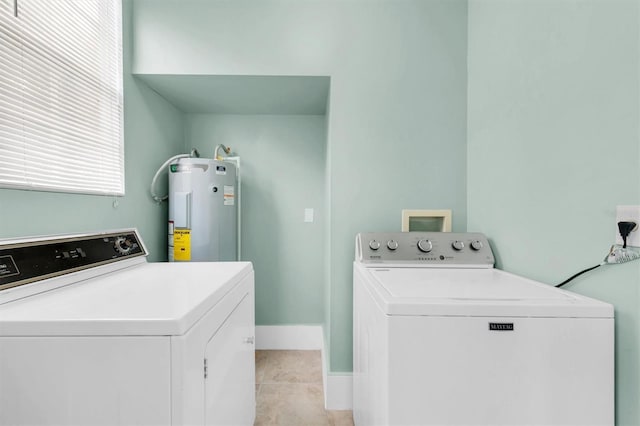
[185,114,326,325]
[133,0,469,372]
[324,104,333,365]
[0,1,185,261]
[467,1,640,424]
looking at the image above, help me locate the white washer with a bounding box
[353,232,614,426]
[0,229,255,426]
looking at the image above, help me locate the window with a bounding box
[0,0,124,195]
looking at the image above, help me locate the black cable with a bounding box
[557,221,637,288]
[555,264,602,288]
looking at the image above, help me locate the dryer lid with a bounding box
[363,267,613,318]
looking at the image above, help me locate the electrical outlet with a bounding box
[616,205,640,247]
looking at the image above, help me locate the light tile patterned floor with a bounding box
[255,350,354,426]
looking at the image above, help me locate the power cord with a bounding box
[556,221,637,288]
[556,263,604,288]
[618,221,638,248]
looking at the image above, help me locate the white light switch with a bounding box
[616,205,640,247]
[304,208,314,223]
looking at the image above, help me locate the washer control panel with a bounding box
[0,230,146,292]
[356,232,494,266]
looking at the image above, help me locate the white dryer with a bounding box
[353,232,614,426]
[0,229,255,426]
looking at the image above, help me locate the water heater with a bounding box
[168,157,237,262]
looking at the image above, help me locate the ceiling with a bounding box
[135,74,330,115]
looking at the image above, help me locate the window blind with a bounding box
[0,0,124,195]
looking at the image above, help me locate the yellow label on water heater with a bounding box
[173,229,191,261]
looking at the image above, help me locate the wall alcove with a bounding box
[135,73,331,326]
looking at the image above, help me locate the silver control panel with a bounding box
[356,232,494,267]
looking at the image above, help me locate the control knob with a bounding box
[387,240,398,250]
[114,236,134,255]
[452,240,465,251]
[470,240,483,251]
[369,240,381,251]
[417,239,433,253]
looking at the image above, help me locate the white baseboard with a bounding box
[325,373,353,410]
[321,333,353,410]
[255,325,323,350]
[256,325,352,410]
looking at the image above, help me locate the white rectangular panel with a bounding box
[386,315,613,426]
[0,336,171,426]
[205,293,255,425]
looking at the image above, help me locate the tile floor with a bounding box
[254,350,354,426]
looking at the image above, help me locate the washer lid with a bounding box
[364,267,613,318]
[0,262,253,336]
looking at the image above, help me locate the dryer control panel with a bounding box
[356,232,494,267]
[0,230,146,292]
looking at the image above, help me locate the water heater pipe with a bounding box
[214,144,231,160]
[150,150,199,203]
